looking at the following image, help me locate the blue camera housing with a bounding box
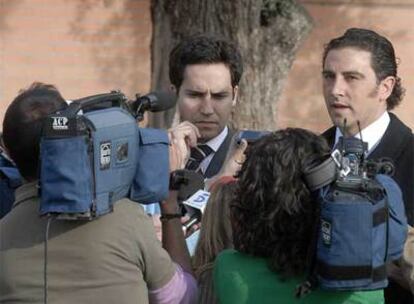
[40,107,139,219]
[39,93,170,220]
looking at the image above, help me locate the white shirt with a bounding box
[334,111,390,156]
[199,126,228,174]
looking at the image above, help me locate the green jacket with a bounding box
[214,250,384,304]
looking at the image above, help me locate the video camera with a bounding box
[333,136,395,194]
[40,90,175,220]
[305,135,394,193]
[300,134,407,294]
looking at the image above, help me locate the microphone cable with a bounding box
[43,216,55,304]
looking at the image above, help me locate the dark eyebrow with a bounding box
[184,89,206,96]
[343,71,365,78]
[321,70,365,78]
[322,70,334,76]
[211,91,231,97]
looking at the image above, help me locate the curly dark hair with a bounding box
[323,28,405,110]
[232,128,330,277]
[169,34,243,89]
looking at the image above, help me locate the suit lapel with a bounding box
[322,126,336,148]
[368,113,412,161]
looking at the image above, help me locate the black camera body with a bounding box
[333,137,368,189]
[304,136,394,193]
[332,137,394,191]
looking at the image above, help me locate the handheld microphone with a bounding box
[182,189,210,233]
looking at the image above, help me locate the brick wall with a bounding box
[0,0,152,125]
[1,0,414,133]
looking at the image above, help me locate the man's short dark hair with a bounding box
[323,28,405,110]
[232,128,330,277]
[2,82,67,180]
[169,34,243,89]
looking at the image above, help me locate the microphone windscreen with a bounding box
[146,91,176,112]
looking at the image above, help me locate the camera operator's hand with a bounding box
[221,138,248,177]
[205,139,247,189]
[159,190,193,275]
[206,138,247,189]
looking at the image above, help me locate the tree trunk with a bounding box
[149,0,312,130]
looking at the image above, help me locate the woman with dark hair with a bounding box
[213,128,383,303]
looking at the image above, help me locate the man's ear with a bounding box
[379,76,395,102]
[232,86,239,107]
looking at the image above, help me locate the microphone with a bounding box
[182,189,210,233]
[131,91,176,118]
[62,90,176,121]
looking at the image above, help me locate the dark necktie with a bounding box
[185,144,214,173]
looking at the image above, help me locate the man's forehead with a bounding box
[181,63,233,92]
[323,47,373,71]
[183,86,232,94]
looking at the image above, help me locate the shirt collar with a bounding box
[13,181,39,208]
[204,126,228,152]
[0,148,14,164]
[334,111,390,154]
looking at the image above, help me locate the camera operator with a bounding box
[0,83,197,304]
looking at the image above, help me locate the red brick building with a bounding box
[1,0,413,132]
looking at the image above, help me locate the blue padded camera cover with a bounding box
[85,108,139,215]
[130,128,170,204]
[316,174,407,291]
[40,136,93,214]
[40,107,139,218]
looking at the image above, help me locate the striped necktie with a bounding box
[185,144,214,173]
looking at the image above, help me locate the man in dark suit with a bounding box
[321,28,414,304]
[144,35,244,246]
[168,34,243,178]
